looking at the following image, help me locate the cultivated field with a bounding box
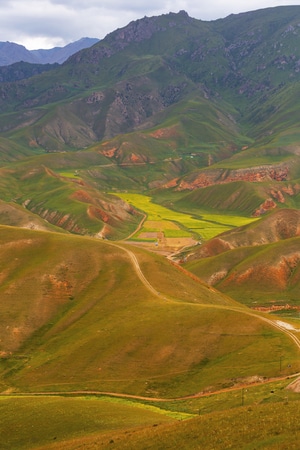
[114,193,256,246]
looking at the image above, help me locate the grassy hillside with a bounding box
[0,200,66,232]
[0,225,299,399]
[0,163,141,238]
[39,400,300,450]
[0,395,174,450]
[1,385,299,449]
[184,209,300,307]
[173,181,266,216]
[3,7,300,159]
[86,400,300,450]
[187,237,300,307]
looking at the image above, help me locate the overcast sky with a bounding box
[1,1,299,49]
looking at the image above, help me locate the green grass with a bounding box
[186,235,300,307]
[163,229,191,238]
[0,226,299,400]
[1,378,300,449]
[2,10,300,449]
[0,165,141,239]
[146,377,300,416]
[87,400,300,450]
[0,395,174,450]
[58,171,81,178]
[113,193,256,240]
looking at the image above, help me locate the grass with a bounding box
[0,395,174,450]
[0,12,300,449]
[113,193,256,241]
[0,226,299,400]
[186,235,300,307]
[58,171,81,178]
[81,400,300,450]
[0,164,141,239]
[145,377,300,416]
[1,378,300,449]
[1,10,300,449]
[173,180,267,216]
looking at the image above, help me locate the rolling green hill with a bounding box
[1,225,299,398]
[0,391,299,449]
[0,224,299,450]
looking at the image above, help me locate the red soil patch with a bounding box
[129,153,147,163]
[71,190,93,203]
[88,205,110,223]
[252,198,277,217]
[222,254,300,290]
[150,126,179,139]
[101,147,118,158]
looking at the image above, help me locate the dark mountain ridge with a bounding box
[2,7,300,137]
[0,61,59,83]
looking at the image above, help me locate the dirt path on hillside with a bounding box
[7,240,299,403]
[105,238,300,402]
[105,240,300,397]
[106,241,162,297]
[124,213,147,241]
[286,376,300,392]
[9,372,300,402]
[108,241,300,352]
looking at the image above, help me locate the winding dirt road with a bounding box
[108,240,300,352]
[107,241,160,297]
[7,239,299,403]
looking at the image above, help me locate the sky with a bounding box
[1,0,300,50]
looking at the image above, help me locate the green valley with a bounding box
[0,5,300,449]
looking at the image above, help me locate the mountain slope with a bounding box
[0,61,59,83]
[185,208,300,259]
[2,8,300,148]
[1,225,298,398]
[39,401,300,450]
[185,209,300,306]
[0,163,141,238]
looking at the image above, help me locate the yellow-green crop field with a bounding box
[59,171,80,178]
[114,193,258,241]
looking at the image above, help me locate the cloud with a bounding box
[1,0,300,49]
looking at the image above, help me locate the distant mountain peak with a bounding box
[0,37,99,66]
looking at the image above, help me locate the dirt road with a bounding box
[109,241,300,350]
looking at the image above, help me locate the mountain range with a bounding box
[0,37,99,66]
[0,37,99,83]
[1,7,300,448]
[0,6,300,296]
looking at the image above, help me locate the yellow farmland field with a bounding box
[113,193,257,241]
[145,220,180,230]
